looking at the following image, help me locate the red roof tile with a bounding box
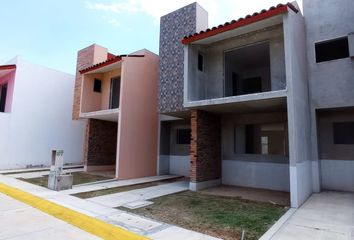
[182,3,298,45]
[79,55,144,74]
[0,64,16,71]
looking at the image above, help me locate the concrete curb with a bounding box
[259,208,296,240]
[0,182,149,240]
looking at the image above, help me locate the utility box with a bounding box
[48,150,73,191]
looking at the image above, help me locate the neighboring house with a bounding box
[72,44,159,179]
[158,1,354,208]
[0,57,86,170]
[304,0,354,193]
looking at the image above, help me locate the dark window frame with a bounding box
[176,129,191,145]
[315,37,349,63]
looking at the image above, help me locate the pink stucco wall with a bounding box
[0,70,16,113]
[116,50,159,179]
[81,73,103,113]
[81,69,121,113]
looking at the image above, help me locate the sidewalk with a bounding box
[267,191,354,240]
[0,193,101,240]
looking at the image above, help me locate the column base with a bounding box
[189,179,221,191]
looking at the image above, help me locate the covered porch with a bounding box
[189,95,290,205]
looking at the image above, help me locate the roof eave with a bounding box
[182,4,293,45]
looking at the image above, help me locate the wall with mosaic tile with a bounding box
[158,3,207,113]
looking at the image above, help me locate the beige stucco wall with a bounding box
[116,50,159,179]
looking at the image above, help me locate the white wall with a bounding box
[0,57,86,169]
[0,113,10,166]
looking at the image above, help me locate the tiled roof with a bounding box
[182,3,298,44]
[0,64,16,71]
[79,55,144,74]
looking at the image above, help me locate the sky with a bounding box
[0,0,303,74]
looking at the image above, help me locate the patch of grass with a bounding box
[72,178,181,199]
[120,191,287,240]
[19,172,111,188]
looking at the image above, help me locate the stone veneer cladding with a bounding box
[159,3,200,113]
[190,110,221,182]
[85,119,117,166]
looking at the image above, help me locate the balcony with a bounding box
[80,63,121,122]
[184,20,287,110]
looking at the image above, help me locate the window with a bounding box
[315,37,349,63]
[176,129,191,144]
[333,122,354,144]
[261,136,269,154]
[93,79,102,93]
[234,123,287,156]
[0,83,8,112]
[198,53,204,71]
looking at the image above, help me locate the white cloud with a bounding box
[87,0,303,27]
[102,16,121,27]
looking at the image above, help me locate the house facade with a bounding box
[73,44,159,179]
[304,0,354,193]
[0,57,86,170]
[158,1,354,208]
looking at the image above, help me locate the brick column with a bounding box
[190,110,221,190]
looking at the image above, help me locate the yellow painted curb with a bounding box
[0,183,149,240]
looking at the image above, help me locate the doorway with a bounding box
[109,77,120,109]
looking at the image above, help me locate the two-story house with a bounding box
[158,2,314,208]
[73,44,159,179]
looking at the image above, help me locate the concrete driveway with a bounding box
[270,191,354,240]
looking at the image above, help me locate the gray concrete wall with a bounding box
[320,160,354,192]
[221,112,288,161]
[222,160,290,191]
[303,0,354,193]
[158,121,171,175]
[317,109,354,160]
[159,120,190,176]
[186,25,286,101]
[304,0,354,109]
[284,10,313,208]
[316,108,354,192]
[221,112,290,191]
